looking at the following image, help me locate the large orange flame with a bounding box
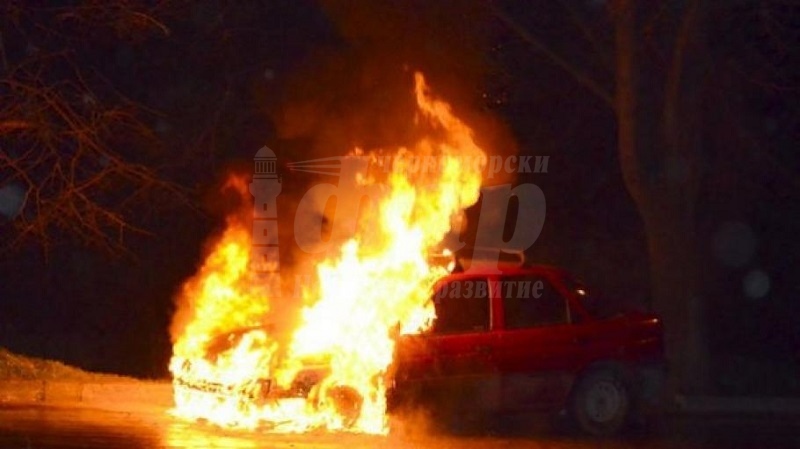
[169,72,486,433]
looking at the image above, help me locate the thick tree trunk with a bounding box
[613,0,709,397]
[640,195,708,396]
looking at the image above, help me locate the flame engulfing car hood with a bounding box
[169,72,488,433]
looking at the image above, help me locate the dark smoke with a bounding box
[271,0,517,163]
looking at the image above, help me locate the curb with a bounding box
[675,395,800,414]
[0,380,172,409]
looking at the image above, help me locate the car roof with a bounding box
[443,263,571,280]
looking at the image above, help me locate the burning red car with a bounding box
[175,262,664,436]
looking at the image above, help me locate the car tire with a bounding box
[327,385,363,428]
[309,383,363,428]
[569,367,630,436]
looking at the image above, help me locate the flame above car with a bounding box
[168,72,487,433]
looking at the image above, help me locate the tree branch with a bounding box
[664,0,700,143]
[556,0,613,71]
[489,3,615,108]
[0,120,34,133]
[613,0,645,200]
[662,0,703,207]
[0,29,8,73]
[0,49,186,253]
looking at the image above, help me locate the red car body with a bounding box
[388,265,665,434]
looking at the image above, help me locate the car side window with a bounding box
[501,275,568,328]
[431,278,490,334]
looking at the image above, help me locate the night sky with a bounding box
[1,1,798,396]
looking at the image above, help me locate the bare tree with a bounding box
[0,1,184,253]
[491,0,799,395]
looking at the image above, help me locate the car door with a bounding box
[492,272,583,410]
[391,276,501,411]
[393,276,497,379]
[426,275,497,378]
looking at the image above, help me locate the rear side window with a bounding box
[501,275,568,328]
[431,278,490,334]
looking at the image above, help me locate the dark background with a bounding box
[0,1,798,396]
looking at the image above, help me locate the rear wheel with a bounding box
[569,368,630,436]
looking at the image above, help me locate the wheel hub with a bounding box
[584,380,622,423]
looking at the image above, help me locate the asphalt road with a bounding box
[0,403,798,449]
